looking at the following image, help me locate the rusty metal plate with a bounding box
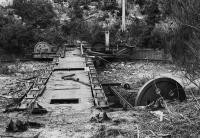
[135,77,186,106]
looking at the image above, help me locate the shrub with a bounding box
[12,0,56,29]
[133,0,166,49]
[0,1,65,55]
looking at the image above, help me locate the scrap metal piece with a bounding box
[124,83,131,90]
[61,74,75,79]
[109,86,134,110]
[135,77,186,106]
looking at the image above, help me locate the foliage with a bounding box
[0,13,60,54]
[140,0,161,25]
[0,12,31,54]
[62,19,91,42]
[69,0,84,20]
[167,0,200,75]
[157,0,172,18]
[61,0,90,42]
[101,1,119,12]
[134,0,200,56]
[12,0,56,29]
[34,26,66,46]
[89,22,104,43]
[0,0,65,55]
[133,0,164,49]
[127,20,145,46]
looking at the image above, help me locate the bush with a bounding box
[101,2,118,11]
[12,0,56,29]
[35,26,66,46]
[0,1,65,55]
[165,0,200,65]
[132,0,165,49]
[0,16,29,54]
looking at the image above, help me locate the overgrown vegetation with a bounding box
[166,0,200,89]
[0,0,64,55]
[133,0,200,89]
[12,0,56,29]
[132,0,200,73]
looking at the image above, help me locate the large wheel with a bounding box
[34,42,50,53]
[135,77,186,106]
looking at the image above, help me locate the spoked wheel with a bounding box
[135,77,187,106]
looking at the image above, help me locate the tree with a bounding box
[0,1,63,55]
[134,0,163,48]
[62,0,92,42]
[12,0,56,29]
[151,0,200,90]
[167,0,200,68]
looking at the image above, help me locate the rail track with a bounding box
[3,43,188,115]
[4,50,61,113]
[4,45,109,113]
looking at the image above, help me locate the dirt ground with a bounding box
[0,61,200,138]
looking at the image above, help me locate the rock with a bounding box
[6,119,28,132]
[6,119,44,132]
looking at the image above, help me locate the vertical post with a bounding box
[105,30,110,51]
[122,0,126,32]
[80,42,84,56]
